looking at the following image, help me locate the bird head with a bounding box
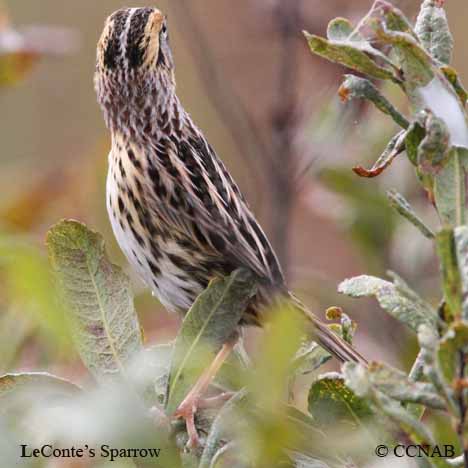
[96,7,174,76]
[95,7,176,132]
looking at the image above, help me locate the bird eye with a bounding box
[161,23,168,38]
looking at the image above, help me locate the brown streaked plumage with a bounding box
[94,7,367,440]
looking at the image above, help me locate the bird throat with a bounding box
[96,68,177,142]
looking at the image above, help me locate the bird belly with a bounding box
[106,167,203,314]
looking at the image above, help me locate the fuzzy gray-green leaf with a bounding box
[47,219,143,381]
[415,0,453,66]
[372,391,437,452]
[344,363,443,465]
[165,269,257,413]
[418,113,451,174]
[434,149,466,227]
[304,23,397,82]
[373,26,434,90]
[338,275,438,332]
[326,17,354,42]
[365,362,445,410]
[340,75,409,129]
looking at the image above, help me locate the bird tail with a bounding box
[289,293,368,366]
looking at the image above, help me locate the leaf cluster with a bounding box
[306,1,468,466]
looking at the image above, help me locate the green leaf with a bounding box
[387,189,435,239]
[454,226,468,322]
[304,18,397,83]
[436,228,462,320]
[437,322,468,386]
[46,219,143,381]
[339,75,409,129]
[338,274,438,332]
[165,269,257,413]
[307,373,373,430]
[415,0,453,66]
[434,149,466,226]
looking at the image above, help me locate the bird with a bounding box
[94,6,367,446]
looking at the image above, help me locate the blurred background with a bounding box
[1,0,467,391]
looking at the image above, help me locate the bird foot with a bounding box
[173,343,237,448]
[174,396,200,448]
[174,391,235,448]
[198,391,234,409]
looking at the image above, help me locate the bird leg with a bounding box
[198,392,235,409]
[174,341,235,448]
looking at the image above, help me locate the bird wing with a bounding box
[144,133,284,286]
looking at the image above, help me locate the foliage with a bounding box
[2,1,468,468]
[306,0,468,466]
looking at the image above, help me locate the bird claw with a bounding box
[174,392,235,449]
[174,399,200,448]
